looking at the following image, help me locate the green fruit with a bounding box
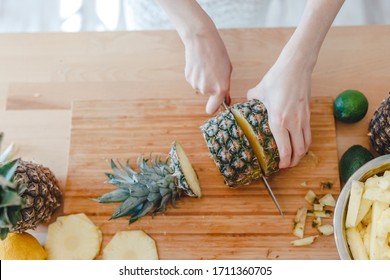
[339,145,374,183]
[334,90,369,123]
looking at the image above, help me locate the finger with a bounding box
[206,93,226,114]
[302,121,312,151]
[269,123,292,169]
[289,126,306,167]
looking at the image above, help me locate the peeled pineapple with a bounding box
[45,213,102,260]
[103,230,158,260]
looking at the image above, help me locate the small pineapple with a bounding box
[103,230,158,260]
[94,141,201,223]
[0,133,62,239]
[45,213,102,260]
[368,94,390,155]
[200,99,279,186]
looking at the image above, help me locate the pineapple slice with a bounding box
[45,213,102,260]
[103,230,158,260]
[170,141,202,198]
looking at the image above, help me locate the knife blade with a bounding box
[221,100,284,217]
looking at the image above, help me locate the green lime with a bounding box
[333,89,369,123]
[339,145,373,183]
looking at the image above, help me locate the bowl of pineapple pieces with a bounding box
[334,154,390,260]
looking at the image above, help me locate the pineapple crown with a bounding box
[94,156,180,224]
[0,160,26,240]
[0,132,25,240]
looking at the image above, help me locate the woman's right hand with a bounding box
[182,28,232,114]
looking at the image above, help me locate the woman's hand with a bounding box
[183,29,232,114]
[247,55,313,169]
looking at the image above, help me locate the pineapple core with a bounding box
[231,109,268,176]
[176,143,202,198]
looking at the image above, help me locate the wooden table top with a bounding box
[0,25,388,245]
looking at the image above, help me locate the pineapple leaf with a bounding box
[0,159,19,182]
[110,160,129,180]
[129,200,156,224]
[154,194,171,214]
[0,143,15,163]
[110,196,148,220]
[0,228,10,240]
[7,206,22,226]
[0,208,12,226]
[117,160,136,177]
[0,188,22,207]
[93,188,129,203]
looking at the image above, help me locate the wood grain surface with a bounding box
[64,96,340,260]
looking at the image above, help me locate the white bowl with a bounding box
[333,154,390,259]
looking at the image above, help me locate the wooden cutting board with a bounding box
[64,96,340,260]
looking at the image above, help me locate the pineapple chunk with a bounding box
[377,176,390,190]
[363,188,390,204]
[376,208,390,260]
[45,213,102,260]
[291,235,318,246]
[346,180,364,228]
[346,227,369,260]
[361,208,372,226]
[355,197,373,225]
[292,208,307,239]
[319,193,336,207]
[369,201,388,260]
[364,176,381,189]
[305,190,318,205]
[317,224,334,236]
[312,216,322,228]
[307,210,332,218]
[363,223,371,256]
[103,231,158,260]
[313,204,323,211]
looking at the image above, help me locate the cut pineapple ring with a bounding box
[174,142,202,198]
[45,213,102,260]
[103,230,158,260]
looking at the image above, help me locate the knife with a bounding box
[221,100,285,217]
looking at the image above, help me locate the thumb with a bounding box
[206,93,226,114]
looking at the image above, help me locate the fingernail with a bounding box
[225,95,231,106]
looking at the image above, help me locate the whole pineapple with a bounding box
[0,133,62,239]
[200,99,279,186]
[369,94,390,155]
[94,141,201,223]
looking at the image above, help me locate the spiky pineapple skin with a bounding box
[12,160,62,232]
[369,94,390,155]
[232,99,280,176]
[200,109,262,186]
